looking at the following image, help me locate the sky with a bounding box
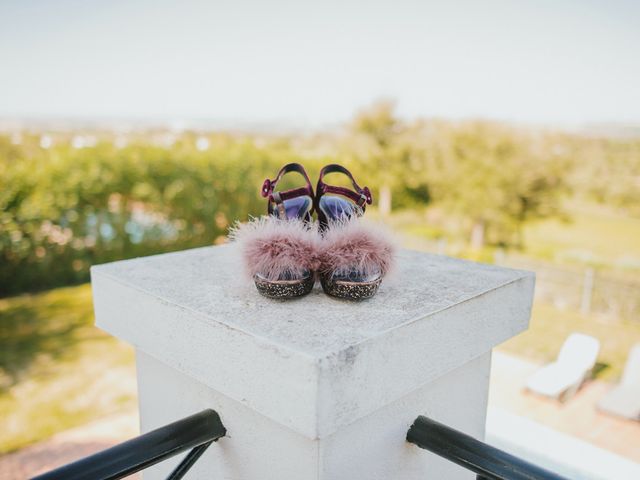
[0,0,639,127]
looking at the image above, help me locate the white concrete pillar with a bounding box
[91,246,534,480]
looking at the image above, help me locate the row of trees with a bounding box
[350,100,639,247]
[0,137,299,294]
[1,104,638,295]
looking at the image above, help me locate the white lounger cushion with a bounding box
[598,385,640,420]
[598,344,640,420]
[526,362,589,398]
[620,344,640,388]
[526,333,600,400]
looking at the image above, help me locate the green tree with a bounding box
[0,134,311,295]
[350,99,406,216]
[424,122,571,248]
[572,137,640,216]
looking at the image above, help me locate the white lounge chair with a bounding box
[526,333,600,401]
[598,344,640,420]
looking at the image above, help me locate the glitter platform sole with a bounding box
[254,274,315,299]
[319,274,382,301]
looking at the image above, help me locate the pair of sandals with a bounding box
[232,163,395,301]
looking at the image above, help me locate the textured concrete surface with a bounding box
[92,246,531,356]
[92,245,535,438]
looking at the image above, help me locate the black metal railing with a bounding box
[32,409,570,480]
[32,409,226,480]
[406,415,570,480]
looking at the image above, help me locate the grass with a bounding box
[523,202,640,271]
[392,201,640,273]
[0,284,136,454]
[498,301,640,381]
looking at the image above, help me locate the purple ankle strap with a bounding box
[261,163,315,218]
[316,164,372,210]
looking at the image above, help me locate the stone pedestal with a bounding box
[91,246,534,479]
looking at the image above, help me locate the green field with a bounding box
[394,201,640,273]
[522,202,640,271]
[0,284,136,453]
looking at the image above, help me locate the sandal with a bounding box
[315,164,395,300]
[231,163,320,299]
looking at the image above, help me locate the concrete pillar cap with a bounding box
[91,246,534,439]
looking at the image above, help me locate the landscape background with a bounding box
[1,0,640,476]
[2,103,640,453]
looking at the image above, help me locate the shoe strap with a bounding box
[261,163,314,218]
[316,164,372,210]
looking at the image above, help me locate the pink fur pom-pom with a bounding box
[319,218,396,278]
[229,216,321,281]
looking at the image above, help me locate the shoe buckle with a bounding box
[261,179,272,198]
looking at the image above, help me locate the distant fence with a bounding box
[498,256,640,322]
[403,236,640,322]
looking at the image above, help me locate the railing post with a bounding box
[580,267,595,315]
[31,410,225,480]
[407,416,568,480]
[92,246,535,479]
